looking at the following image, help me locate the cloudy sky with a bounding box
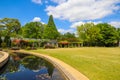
[0,0,120,33]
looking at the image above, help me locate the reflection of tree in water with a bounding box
[21,55,54,77]
[45,61,54,76]
[0,55,20,75]
[0,53,59,80]
[0,53,29,76]
[0,54,21,80]
[21,56,44,70]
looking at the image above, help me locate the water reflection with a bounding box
[0,53,66,80]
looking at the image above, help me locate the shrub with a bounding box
[11,47,20,50]
[25,46,37,50]
[44,44,55,49]
[1,42,6,48]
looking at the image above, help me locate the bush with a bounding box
[1,42,6,48]
[44,44,55,49]
[25,46,37,50]
[11,47,20,50]
[25,46,31,50]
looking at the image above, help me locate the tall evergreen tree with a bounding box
[43,15,59,39]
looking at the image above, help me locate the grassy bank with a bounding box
[30,47,120,80]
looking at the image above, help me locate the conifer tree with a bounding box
[43,15,59,39]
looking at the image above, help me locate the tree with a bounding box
[58,32,78,42]
[77,23,100,46]
[0,18,21,35]
[0,18,21,47]
[43,15,59,39]
[96,23,117,47]
[22,22,44,39]
[77,23,117,47]
[117,28,120,46]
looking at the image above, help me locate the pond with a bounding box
[0,52,67,80]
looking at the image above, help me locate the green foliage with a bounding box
[0,18,21,36]
[22,22,44,39]
[4,36,11,47]
[77,23,100,46]
[1,42,6,48]
[77,23,118,47]
[96,23,117,46]
[0,37,2,47]
[117,28,120,43]
[0,18,21,47]
[58,32,79,42]
[43,15,59,39]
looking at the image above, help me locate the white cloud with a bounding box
[51,0,67,4]
[70,21,85,28]
[32,17,41,22]
[32,0,42,4]
[58,28,74,34]
[32,17,46,24]
[109,21,120,28]
[46,0,120,21]
[70,21,102,28]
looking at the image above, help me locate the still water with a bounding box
[0,53,66,80]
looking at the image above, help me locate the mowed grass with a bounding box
[31,47,120,80]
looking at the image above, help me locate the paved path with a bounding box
[0,51,9,68]
[15,50,89,80]
[0,53,3,58]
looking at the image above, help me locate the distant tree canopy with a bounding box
[43,15,59,39]
[22,22,44,39]
[0,17,120,48]
[58,32,79,42]
[77,23,118,47]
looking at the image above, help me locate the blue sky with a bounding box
[0,0,120,33]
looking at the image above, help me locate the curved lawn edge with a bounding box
[15,50,89,80]
[0,51,9,68]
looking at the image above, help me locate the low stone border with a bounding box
[0,51,9,68]
[15,50,89,80]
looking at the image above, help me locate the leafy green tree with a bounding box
[0,18,21,47]
[77,23,100,46]
[96,23,117,47]
[22,22,44,39]
[116,28,120,46]
[77,23,117,47]
[59,32,78,42]
[77,24,87,42]
[0,18,21,35]
[43,15,59,39]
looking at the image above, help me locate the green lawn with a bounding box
[30,47,120,80]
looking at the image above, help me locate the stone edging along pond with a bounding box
[0,51,9,68]
[15,50,89,80]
